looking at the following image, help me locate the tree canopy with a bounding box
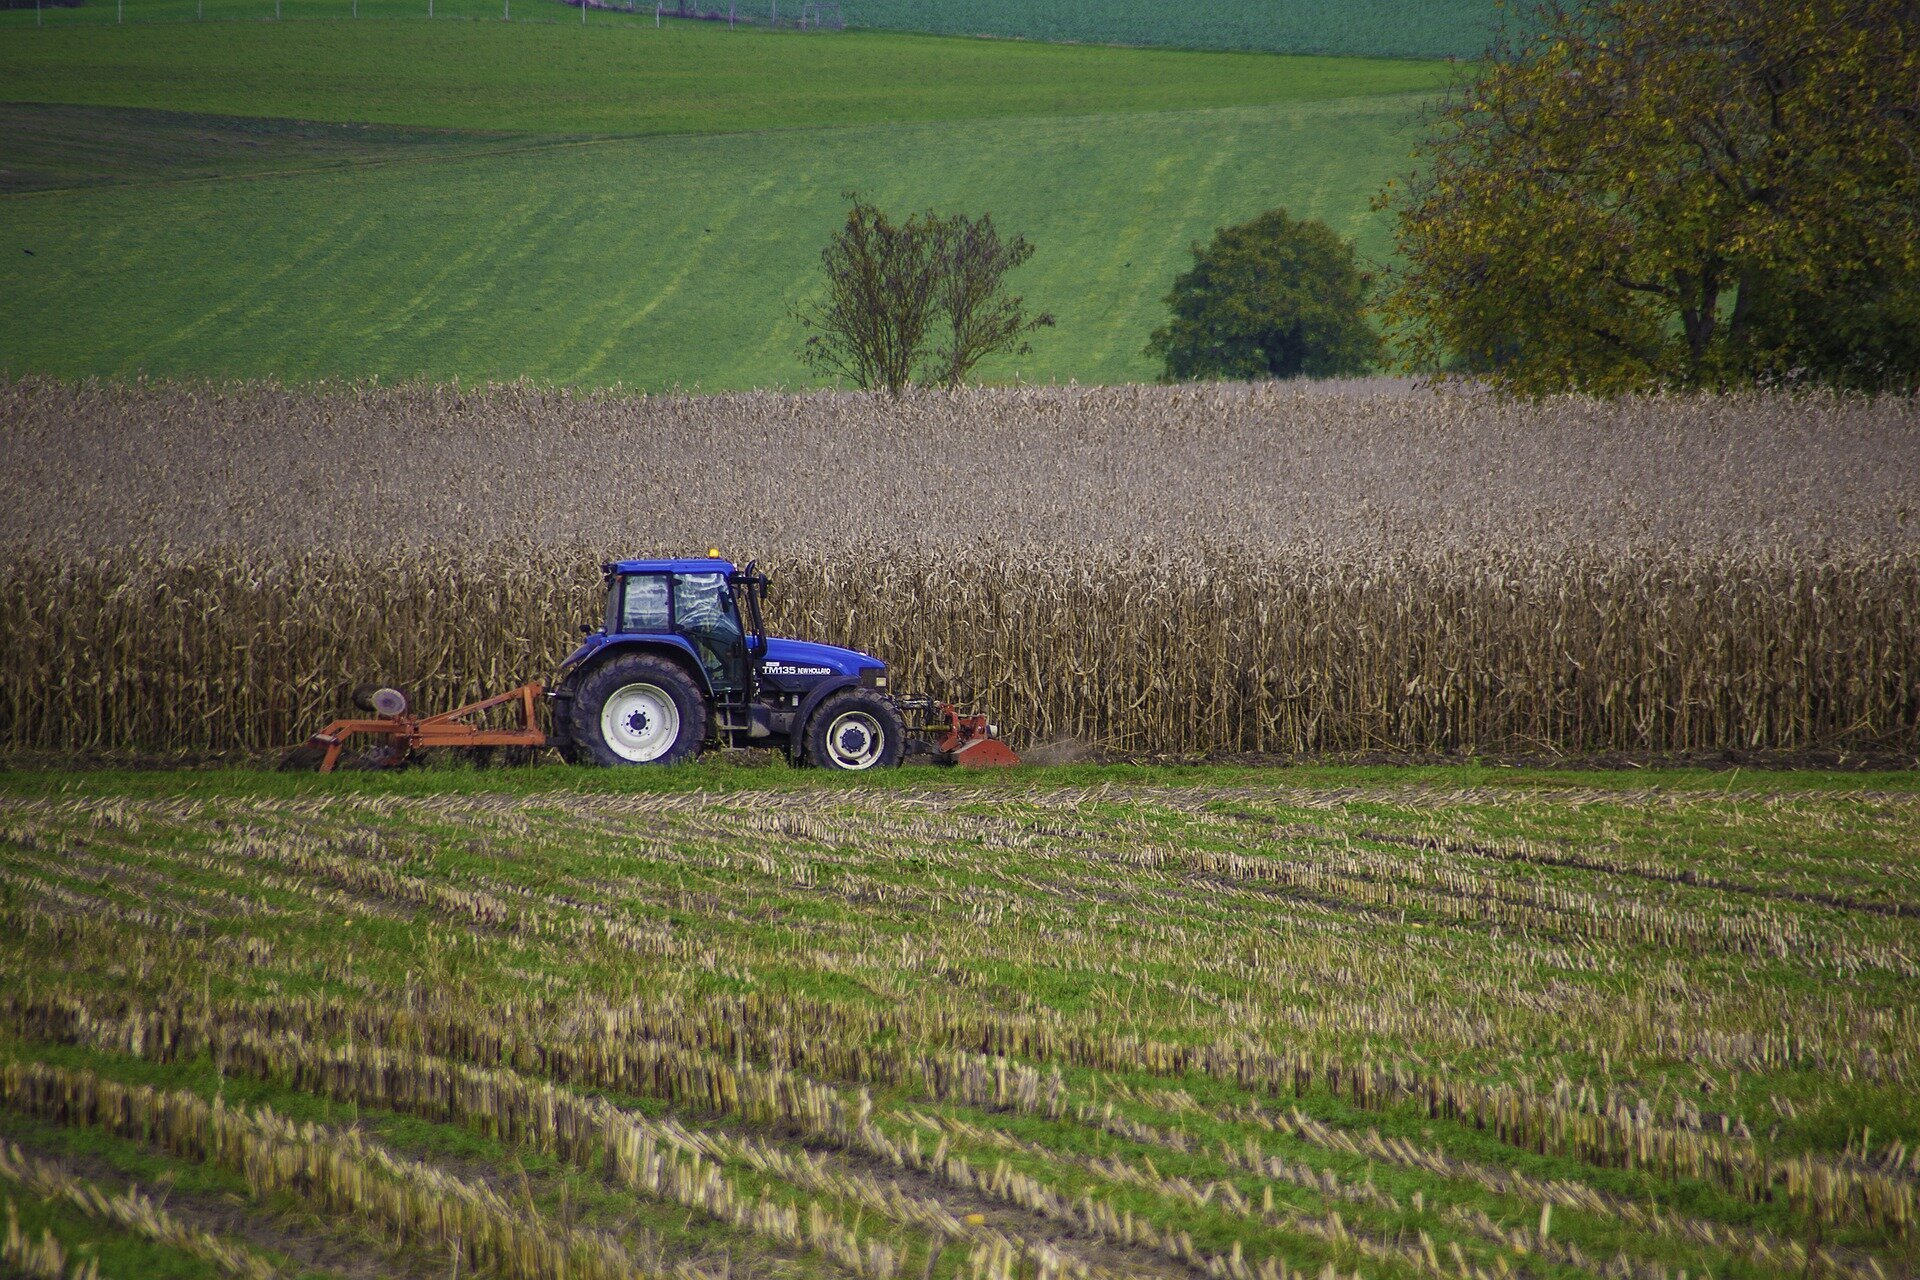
[1147,208,1377,382]
[1378,0,1920,395]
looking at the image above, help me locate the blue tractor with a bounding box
[294,555,1014,772]
[548,556,1016,770]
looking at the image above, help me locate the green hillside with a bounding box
[0,0,1509,58]
[2,98,1427,387]
[0,22,1447,131]
[0,22,1448,388]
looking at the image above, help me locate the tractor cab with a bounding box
[602,558,768,694]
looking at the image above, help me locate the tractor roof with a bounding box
[608,557,738,575]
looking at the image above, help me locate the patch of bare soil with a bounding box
[398,1140,815,1280]
[1187,747,1919,772]
[674,1113,1193,1280]
[0,1124,448,1280]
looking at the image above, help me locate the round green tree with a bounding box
[1147,209,1378,382]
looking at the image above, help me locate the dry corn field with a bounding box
[1,767,1918,1280]
[1,376,1918,757]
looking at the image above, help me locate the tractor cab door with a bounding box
[731,563,769,663]
[672,572,750,694]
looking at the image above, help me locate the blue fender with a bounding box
[556,633,715,698]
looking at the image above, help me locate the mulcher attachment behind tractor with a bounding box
[904,701,1021,768]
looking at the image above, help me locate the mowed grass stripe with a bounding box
[0,103,542,195]
[0,95,1424,388]
[0,22,1451,134]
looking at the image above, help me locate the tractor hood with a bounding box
[761,636,884,679]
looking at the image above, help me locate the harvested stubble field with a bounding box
[0,764,1917,1280]
[1,378,1917,760]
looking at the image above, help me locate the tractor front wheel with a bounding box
[572,654,707,766]
[805,691,906,771]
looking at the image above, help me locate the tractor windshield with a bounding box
[674,573,744,688]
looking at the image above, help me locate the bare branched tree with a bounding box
[797,195,1051,394]
[928,212,1054,389]
[795,195,942,396]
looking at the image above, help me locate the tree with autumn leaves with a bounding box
[1379,0,1920,394]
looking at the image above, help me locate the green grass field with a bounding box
[0,23,1448,131]
[1,762,1916,1280]
[844,0,1505,58]
[0,0,1508,59]
[0,22,1450,388]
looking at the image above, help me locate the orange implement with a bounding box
[927,703,1020,768]
[304,682,547,773]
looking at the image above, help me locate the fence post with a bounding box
[654,1,659,23]
[118,0,123,21]
[727,0,733,25]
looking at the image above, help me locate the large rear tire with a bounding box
[804,690,906,771]
[550,694,582,764]
[571,654,708,767]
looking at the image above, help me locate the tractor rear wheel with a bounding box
[805,690,905,771]
[572,654,707,766]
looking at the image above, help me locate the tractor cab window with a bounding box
[618,575,670,632]
[674,572,744,687]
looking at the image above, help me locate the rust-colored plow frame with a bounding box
[304,682,547,773]
[923,702,1020,768]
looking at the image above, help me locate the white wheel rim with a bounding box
[823,710,885,770]
[600,683,680,763]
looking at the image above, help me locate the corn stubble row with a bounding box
[9,786,1917,1093]
[7,985,1887,1280]
[11,976,1912,1246]
[2,1200,99,1280]
[3,785,1917,1280]
[2,377,1917,756]
[0,1138,279,1280]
